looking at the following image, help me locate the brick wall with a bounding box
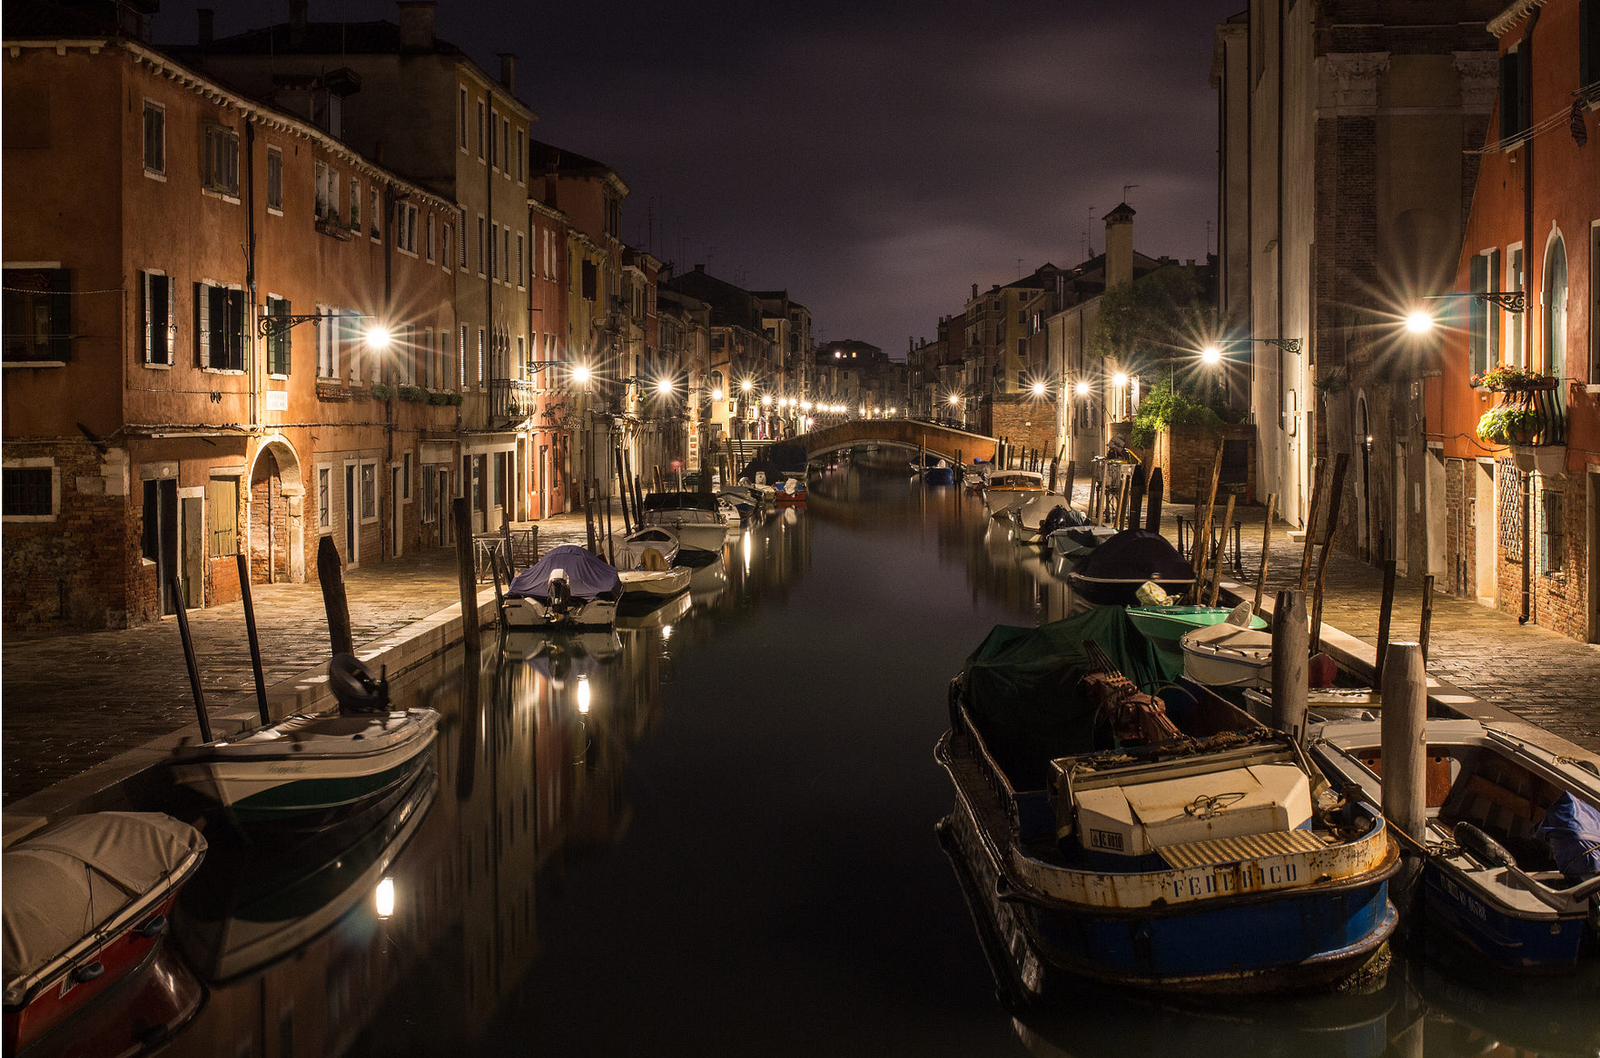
[987,396,1057,464]
[3,442,133,631]
[1144,423,1257,504]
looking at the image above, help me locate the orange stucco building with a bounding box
[1430,0,1599,639]
[3,20,457,632]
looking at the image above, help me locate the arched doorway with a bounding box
[247,437,305,585]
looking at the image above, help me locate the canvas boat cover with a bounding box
[509,545,622,603]
[1536,792,1600,876]
[1072,529,1192,584]
[4,812,205,1004]
[959,607,1180,791]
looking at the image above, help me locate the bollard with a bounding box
[453,497,481,654]
[1270,590,1308,743]
[1381,643,1428,850]
[317,535,354,658]
[235,552,270,725]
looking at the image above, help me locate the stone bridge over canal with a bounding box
[794,419,998,465]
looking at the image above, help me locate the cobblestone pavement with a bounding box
[1,511,600,806]
[1139,497,1600,754]
[6,492,1600,808]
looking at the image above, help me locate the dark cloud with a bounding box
[156,0,1239,352]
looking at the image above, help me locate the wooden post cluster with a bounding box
[453,497,480,654]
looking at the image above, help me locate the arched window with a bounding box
[1544,235,1568,386]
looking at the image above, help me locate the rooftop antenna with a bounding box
[1123,183,1139,202]
[1017,258,1023,279]
[1083,205,1096,260]
[1205,219,1214,256]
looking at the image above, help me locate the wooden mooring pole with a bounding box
[1420,575,1435,663]
[1298,458,1328,591]
[1376,558,1398,680]
[1144,466,1163,532]
[1252,493,1277,617]
[235,552,270,725]
[170,575,212,743]
[1207,493,1237,607]
[1308,453,1350,654]
[316,535,354,658]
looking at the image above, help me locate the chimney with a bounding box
[971,283,978,300]
[498,53,516,93]
[197,8,214,44]
[289,0,308,46]
[1103,202,1135,289]
[397,2,436,50]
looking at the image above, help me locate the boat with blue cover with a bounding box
[1307,715,1600,973]
[504,544,624,628]
[935,607,1400,1000]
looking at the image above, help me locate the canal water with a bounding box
[150,464,1596,1057]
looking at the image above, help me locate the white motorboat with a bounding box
[639,491,729,553]
[1002,492,1074,544]
[1180,620,1274,689]
[503,544,623,628]
[981,470,1045,514]
[169,675,439,832]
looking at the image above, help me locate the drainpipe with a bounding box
[1518,7,1539,624]
[245,119,258,427]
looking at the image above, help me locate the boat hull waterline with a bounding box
[936,733,1399,995]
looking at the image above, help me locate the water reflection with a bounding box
[121,466,1592,1058]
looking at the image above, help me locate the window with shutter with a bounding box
[267,296,291,375]
[142,272,172,365]
[143,101,164,175]
[267,148,283,211]
[208,477,239,557]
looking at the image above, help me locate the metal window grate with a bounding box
[1498,458,1522,563]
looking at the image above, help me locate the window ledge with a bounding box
[143,361,173,371]
[3,360,67,369]
[201,368,246,376]
[3,514,58,522]
[1585,385,1600,396]
[144,169,166,182]
[267,206,283,217]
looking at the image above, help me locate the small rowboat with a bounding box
[618,566,691,600]
[3,813,207,1054]
[1130,604,1267,670]
[1180,621,1274,689]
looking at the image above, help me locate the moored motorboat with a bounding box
[169,655,440,830]
[773,477,807,507]
[1002,492,1075,544]
[1307,716,1600,973]
[639,491,730,552]
[1179,619,1274,689]
[611,525,680,568]
[1064,529,1194,605]
[3,812,207,1054]
[504,544,623,628]
[936,608,1399,1001]
[981,470,1045,514]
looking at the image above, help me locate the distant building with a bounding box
[1212,0,1502,560]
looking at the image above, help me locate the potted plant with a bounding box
[1476,405,1541,444]
[370,382,395,402]
[1469,364,1555,391]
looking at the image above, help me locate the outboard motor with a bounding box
[547,568,571,614]
[329,652,390,714]
[1039,505,1073,536]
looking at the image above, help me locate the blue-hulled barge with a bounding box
[935,609,1400,1001]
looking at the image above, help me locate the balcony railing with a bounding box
[1481,379,1567,447]
[488,378,537,423]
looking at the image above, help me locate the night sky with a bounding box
[154,0,1242,357]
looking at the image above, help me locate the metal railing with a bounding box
[488,378,537,423]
